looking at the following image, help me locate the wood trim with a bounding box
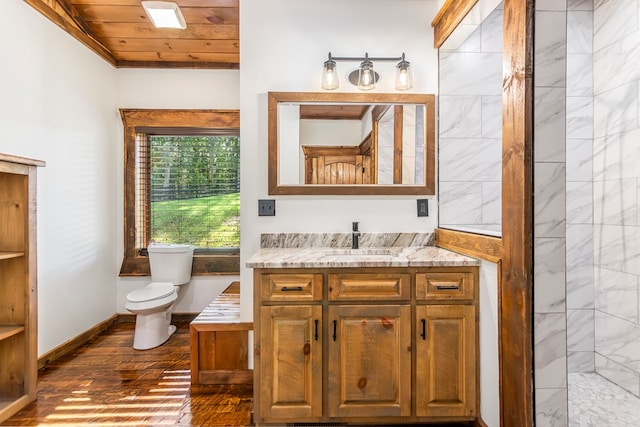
[476,416,490,427]
[424,94,436,194]
[38,313,201,371]
[119,109,241,276]
[435,228,503,263]
[431,0,479,48]
[501,0,534,425]
[433,0,534,425]
[115,60,240,70]
[37,315,119,370]
[23,0,116,67]
[267,92,436,195]
[393,105,403,184]
[0,154,46,168]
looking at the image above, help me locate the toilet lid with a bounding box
[127,282,176,303]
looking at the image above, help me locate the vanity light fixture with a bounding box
[321,52,413,91]
[142,1,187,29]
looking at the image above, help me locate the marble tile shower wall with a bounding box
[437,6,502,234]
[592,0,640,398]
[566,0,595,375]
[534,1,569,426]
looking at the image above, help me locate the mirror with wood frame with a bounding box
[268,92,435,195]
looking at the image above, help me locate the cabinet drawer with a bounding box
[328,273,410,301]
[416,272,474,301]
[261,273,323,302]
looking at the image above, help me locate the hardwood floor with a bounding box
[4,320,253,427]
[4,319,476,427]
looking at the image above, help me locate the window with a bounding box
[120,109,240,276]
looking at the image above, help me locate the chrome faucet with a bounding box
[352,222,360,249]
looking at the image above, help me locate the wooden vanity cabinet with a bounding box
[259,305,323,420]
[415,270,478,418]
[328,304,411,418]
[0,154,44,423]
[253,266,479,425]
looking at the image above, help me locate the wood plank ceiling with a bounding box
[23,0,239,69]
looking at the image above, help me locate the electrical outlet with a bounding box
[417,199,429,217]
[258,199,276,216]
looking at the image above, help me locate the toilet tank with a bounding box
[148,243,195,285]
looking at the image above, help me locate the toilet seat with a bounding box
[125,282,178,315]
[127,282,175,303]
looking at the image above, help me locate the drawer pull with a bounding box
[281,286,303,292]
[436,284,460,290]
[314,319,319,341]
[333,320,337,341]
[420,319,426,340]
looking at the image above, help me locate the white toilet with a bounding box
[125,243,194,350]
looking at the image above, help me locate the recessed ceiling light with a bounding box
[142,1,187,30]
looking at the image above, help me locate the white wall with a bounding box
[0,0,118,355]
[114,69,241,313]
[239,0,440,320]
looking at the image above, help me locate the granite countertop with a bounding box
[245,232,480,269]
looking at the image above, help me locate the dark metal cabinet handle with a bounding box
[333,320,337,341]
[420,319,426,340]
[314,319,319,341]
[281,286,303,292]
[436,285,459,290]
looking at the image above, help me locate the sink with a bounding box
[323,247,403,256]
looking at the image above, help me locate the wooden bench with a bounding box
[190,281,253,386]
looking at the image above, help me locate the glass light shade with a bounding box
[321,59,339,90]
[358,59,376,91]
[395,59,413,91]
[142,1,187,29]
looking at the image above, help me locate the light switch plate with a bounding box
[417,199,429,217]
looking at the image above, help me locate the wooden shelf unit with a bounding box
[0,153,44,424]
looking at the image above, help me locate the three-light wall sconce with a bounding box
[321,52,413,91]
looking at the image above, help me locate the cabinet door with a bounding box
[415,305,477,418]
[259,305,322,421]
[328,305,411,418]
